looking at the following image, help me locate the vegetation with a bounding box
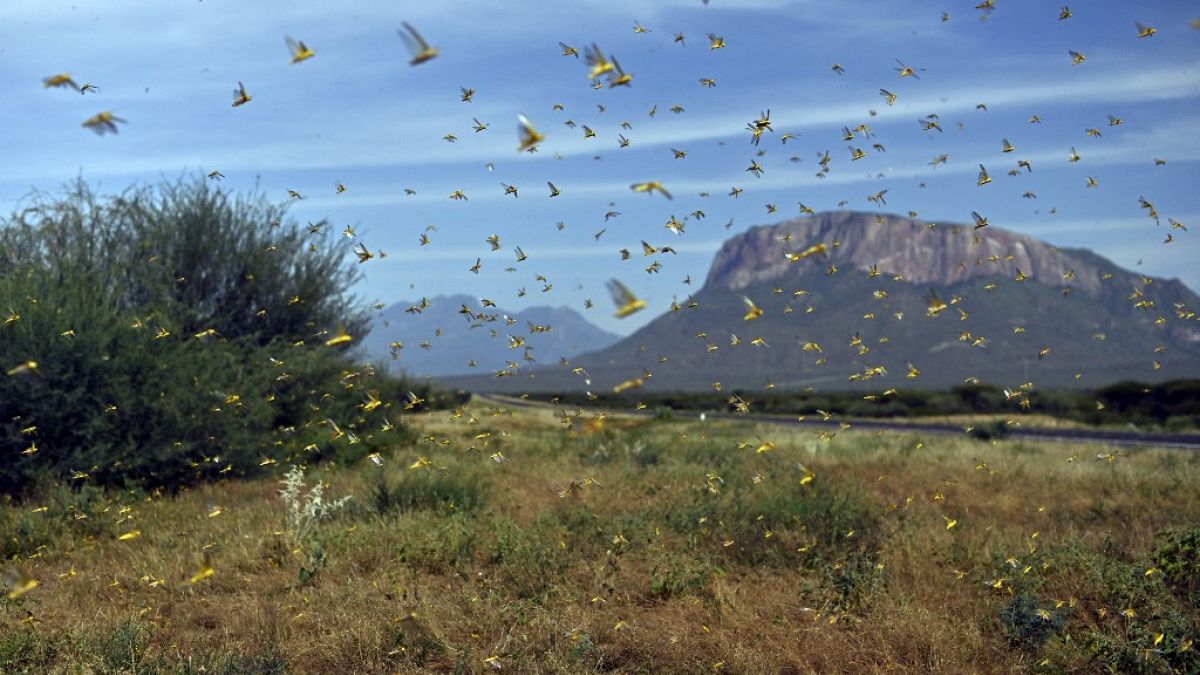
[535,379,1200,431]
[0,178,461,496]
[1,180,1195,672]
[1,404,1196,673]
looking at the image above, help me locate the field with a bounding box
[2,401,1198,674]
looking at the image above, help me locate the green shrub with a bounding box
[173,650,290,675]
[93,619,150,673]
[1152,527,1200,604]
[489,516,568,598]
[0,178,413,494]
[1163,415,1200,432]
[829,551,886,613]
[999,592,1070,651]
[372,467,486,514]
[967,420,1011,442]
[0,628,57,673]
[649,553,713,600]
[656,473,878,569]
[390,511,479,574]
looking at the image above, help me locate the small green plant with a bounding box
[385,625,447,668]
[392,511,479,574]
[371,467,485,514]
[490,516,568,598]
[828,551,886,613]
[0,628,56,672]
[93,619,150,673]
[999,592,1070,651]
[172,650,289,675]
[569,632,596,663]
[1152,527,1200,604]
[649,554,712,600]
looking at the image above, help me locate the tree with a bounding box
[0,177,394,495]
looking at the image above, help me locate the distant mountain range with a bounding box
[362,294,619,377]
[437,211,1200,392]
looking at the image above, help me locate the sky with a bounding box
[0,0,1197,336]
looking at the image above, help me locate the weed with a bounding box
[0,628,57,673]
[648,553,713,600]
[391,511,479,574]
[828,551,886,613]
[490,516,568,598]
[93,619,150,673]
[173,650,290,675]
[999,592,1070,651]
[1152,527,1200,604]
[371,466,485,514]
[278,465,351,585]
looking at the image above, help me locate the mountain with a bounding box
[440,211,1200,392]
[361,294,620,377]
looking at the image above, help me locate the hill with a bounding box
[362,294,620,377]
[440,211,1200,392]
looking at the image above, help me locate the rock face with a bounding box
[706,211,1107,294]
[442,212,1200,393]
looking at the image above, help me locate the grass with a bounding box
[1,402,1198,673]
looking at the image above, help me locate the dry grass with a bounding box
[2,403,1198,674]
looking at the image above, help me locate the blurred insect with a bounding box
[43,73,79,91]
[82,111,126,135]
[325,324,353,346]
[607,56,633,87]
[608,279,647,318]
[613,377,644,393]
[630,181,673,200]
[517,114,544,152]
[285,36,315,63]
[894,59,925,78]
[742,296,764,321]
[189,553,215,584]
[3,566,37,599]
[399,22,438,65]
[232,81,252,106]
[585,43,615,80]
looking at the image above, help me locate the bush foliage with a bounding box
[0,178,423,495]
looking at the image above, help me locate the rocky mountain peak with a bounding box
[704,211,1110,294]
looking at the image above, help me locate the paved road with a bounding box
[472,394,1200,451]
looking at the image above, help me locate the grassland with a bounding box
[2,403,1198,674]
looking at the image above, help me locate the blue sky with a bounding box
[1,0,1197,335]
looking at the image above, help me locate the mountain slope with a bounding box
[362,294,619,377]
[441,212,1200,392]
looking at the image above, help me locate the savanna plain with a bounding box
[1,402,1197,674]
